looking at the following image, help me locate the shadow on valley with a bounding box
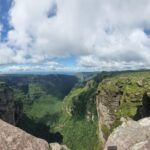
[16,113,63,144]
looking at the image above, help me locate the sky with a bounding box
[0,0,150,73]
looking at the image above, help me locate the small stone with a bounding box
[137,80,143,87]
[50,143,70,150]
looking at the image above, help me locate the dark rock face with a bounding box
[0,83,15,125]
[0,83,22,125]
[134,91,150,120]
[142,92,150,117]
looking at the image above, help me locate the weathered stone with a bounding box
[137,80,143,87]
[104,117,150,150]
[50,143,70,150]
[0,119,49,150]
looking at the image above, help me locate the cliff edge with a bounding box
[0,119,49,150]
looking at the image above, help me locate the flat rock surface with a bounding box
[104,117,150,150]
[0,119,49,150]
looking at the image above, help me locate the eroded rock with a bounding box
[0,119,49,150]
[96,76,150,145]
[104,117,150,150]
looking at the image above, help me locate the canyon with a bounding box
[0,71,150,150]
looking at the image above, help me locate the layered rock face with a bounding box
[96,73,150,145]
[0,119,49,150]
[104,117,150,150]
[0,83,15,125]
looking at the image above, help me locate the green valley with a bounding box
[1,71,150,150]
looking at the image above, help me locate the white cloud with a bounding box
[77,55,147,71]
[0,61,66,73]
[0,0,150,71]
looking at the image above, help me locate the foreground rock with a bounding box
[50,143,70,150]
[0,119,49,150]
[104,117,150,150]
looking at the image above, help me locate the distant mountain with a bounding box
[0,74,78,99]
[75,72,99,81]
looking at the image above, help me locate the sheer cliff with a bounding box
[0,82,15,124]
[96,72,150,147]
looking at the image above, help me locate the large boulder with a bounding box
[104,117,150,150]
[0,119,49,150]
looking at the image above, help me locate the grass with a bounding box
[97,71,150,141]
[54,116,101,150]
[52,79,101,150]
[25,95,62,119]
[14,81,101,150]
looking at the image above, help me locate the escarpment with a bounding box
[0,82,16,125]
[96,73,150,146]
[0,82,22,125]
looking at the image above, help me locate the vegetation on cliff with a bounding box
[53,79,101,150]
[1,71,150,150]
[97,71,150,142]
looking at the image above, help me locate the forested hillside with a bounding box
[1,71,150,150]
[0,74,78,143]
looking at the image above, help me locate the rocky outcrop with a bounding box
[50,143,70,150]
[0,119,49,150]
[104,117,150,150]
[96,74,150,146]
[0,83,15,125]
[96,79,124,144]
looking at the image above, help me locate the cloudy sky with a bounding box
[0,0,150,73]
